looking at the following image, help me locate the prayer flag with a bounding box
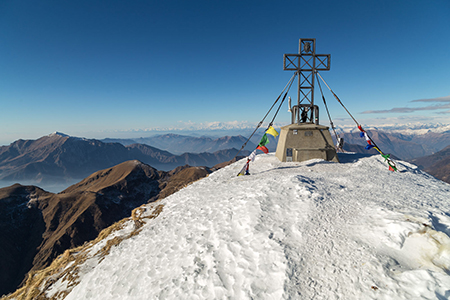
[248,150,257,162]
[256,145,269,154]
[245,159,250,175]
[381,154,390,161]
[237,159,250,176]
[364,133,372,145]
[388,162,397,172]
[259,134,269,147]
[266,126,279,137]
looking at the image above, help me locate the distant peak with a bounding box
[48,132,70,138]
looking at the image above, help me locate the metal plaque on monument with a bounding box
[275,39,339,163]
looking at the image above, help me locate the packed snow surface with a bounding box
[47,154,450,299]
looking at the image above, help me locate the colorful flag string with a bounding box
[358,125,397,172]
[316,72,398,172]
[237,126,279,176]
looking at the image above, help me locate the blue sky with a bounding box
[1,0,449,145]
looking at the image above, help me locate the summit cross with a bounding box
[283,38,330,124]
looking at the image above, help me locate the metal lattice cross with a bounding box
[283,39,330,124]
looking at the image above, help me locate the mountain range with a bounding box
[102,134,256,155]
[0,160,213,296]
[2,128,450,190]
[339,129,450,160]
[105,129,450,161]
[0,132,248,191]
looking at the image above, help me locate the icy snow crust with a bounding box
[50,154,450,299]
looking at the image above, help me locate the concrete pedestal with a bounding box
[275,123,339,163]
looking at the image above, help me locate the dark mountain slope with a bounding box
[32,161,163,272]
[410,145,450,184]
[0,160,212,296]
[0,185,50,296]
[0,134,131,183]
[158,165,211,199]
[408,131,450,154]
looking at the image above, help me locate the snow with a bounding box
[337,123,450,135]
[48,131,70,137]
[37,153,450,299]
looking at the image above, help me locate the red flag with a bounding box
[256,145,269,154]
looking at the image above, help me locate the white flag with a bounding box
[248,150,257,162]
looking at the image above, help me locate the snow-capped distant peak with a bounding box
[336,123,450,135]
[48,132,70,138]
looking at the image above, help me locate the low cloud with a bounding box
[362,95,450,114]
[436,110,450,115]
[117,121,268,134]
[173,120,259,131]
[410,95,450,103]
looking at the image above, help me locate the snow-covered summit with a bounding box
[48,131,70,138]
[46,132,89,142]
[12,154,450,299]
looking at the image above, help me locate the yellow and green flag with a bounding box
[266,126,279,137]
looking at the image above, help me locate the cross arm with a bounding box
[283,54,330,71]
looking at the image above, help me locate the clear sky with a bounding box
[1,0,449,145]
